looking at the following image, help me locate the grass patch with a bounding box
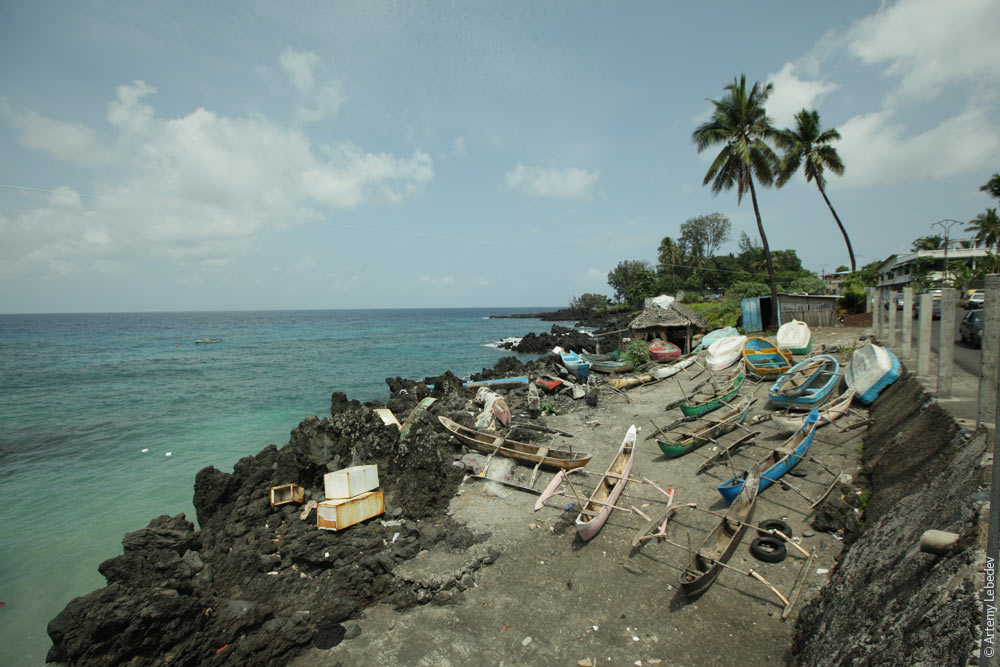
[686,301,741,328]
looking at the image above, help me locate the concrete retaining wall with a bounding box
[793,372,987,665]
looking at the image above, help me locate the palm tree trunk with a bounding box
[816,181,856,272]
[747,175,779,329]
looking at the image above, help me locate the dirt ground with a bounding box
[292,328,871,667]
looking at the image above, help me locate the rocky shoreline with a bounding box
[44,319,625,665]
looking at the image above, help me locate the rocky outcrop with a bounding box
[46,384,486,665]
[500,324,600,355]
[793,373,985,665]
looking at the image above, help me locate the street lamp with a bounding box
[932,219,963,285]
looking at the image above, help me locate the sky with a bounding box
[1,0,998,313]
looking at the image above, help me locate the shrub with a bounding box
[622,339,651,368]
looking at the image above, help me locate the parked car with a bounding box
[960,308,984,348]
[912,291,942,319]
[965,290,985,309]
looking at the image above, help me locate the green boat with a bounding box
[657,396,754,458]
[678,362,745,418]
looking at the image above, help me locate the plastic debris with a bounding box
[522,636,532,646]
[165,452,172,457]
[816,568,830,574]
[140,448,148,453]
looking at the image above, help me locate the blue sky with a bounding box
[1,0,998,313]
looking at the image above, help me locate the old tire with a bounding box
[749,536,787,563]
[757,519,792,541]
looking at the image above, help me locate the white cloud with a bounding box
[277,47,344,122]
[1,80,433,278]
[452,135,466,157]
[505,163,598,199]
[835,107,1000,189]
[766,63,839,128]
[585,267,605,281]
[844,0,1000,103]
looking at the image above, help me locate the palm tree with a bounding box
[693,75,780,327]
[775,109,855,272]
[966,208,1000,249]
[981,173,1000,200]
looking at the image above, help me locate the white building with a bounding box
[875,246,992,298]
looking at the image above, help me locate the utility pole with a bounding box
[933,219,963,285]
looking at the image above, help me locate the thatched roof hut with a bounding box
[629,298,707,352]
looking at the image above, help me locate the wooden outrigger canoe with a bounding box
[717,408,819,504]
[768,354,839,409]
[681,464,760,597]
[656,396,755,458]
[772,388,855,434]
[678,361,745,418]
[437,416,591,470]
[575,425,637,541]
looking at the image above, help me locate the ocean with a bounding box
[0,308,564,665]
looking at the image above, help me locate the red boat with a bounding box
[649,339,682,362]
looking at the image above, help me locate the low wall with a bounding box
[793,372,988,665]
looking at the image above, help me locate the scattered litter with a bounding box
[577,660,594,667]
[266,571,279,575]
[592,625,599,632]
[140,448,148,453]
[635,661,643,666]
[632,635,640,642]
[564,504,574,511]
[649,660,662,665]
[500,625,509,635]
[381,520,402,527]
[522,636,532,646]
[165,452,172,457]
[216,644,229,653]
[392,532,399,543]
[816,568,830,575]
[324,552,330,558]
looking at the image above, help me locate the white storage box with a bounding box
[269,483,305,506]
[317,489,385,531]
[324,464,379,499]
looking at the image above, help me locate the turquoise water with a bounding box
[0,308,560,665]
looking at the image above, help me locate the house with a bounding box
[629,296,707,352]
[821,271,850,295]
[875,246,992,300]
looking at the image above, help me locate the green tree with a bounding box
[656,236,687,293]
[912,234,944,251]
[966,208,1000,249]
[775,109,855,271]
[981,173,1000,200]
[859,260,881,287]
[693,75,780,327]
[569,293,611,311]
[678,213,732,261]
[835,265,849,272]
[607,260,656,305]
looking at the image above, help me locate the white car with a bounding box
[965,291,985,309]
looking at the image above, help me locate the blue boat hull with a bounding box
[717,408,819,504]
[768,355,839,408]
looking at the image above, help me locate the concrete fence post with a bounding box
[888,292,897,349]
[938,288,956,398]
[902,286,914,362]
[979,275,1000,428]
[917,293,932,376]
[866,287,873,313]
[874,292,883,340]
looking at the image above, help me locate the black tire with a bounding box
[757,519,792,540]
[749,536,787,563]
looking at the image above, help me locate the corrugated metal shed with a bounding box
[740,294,840,332]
